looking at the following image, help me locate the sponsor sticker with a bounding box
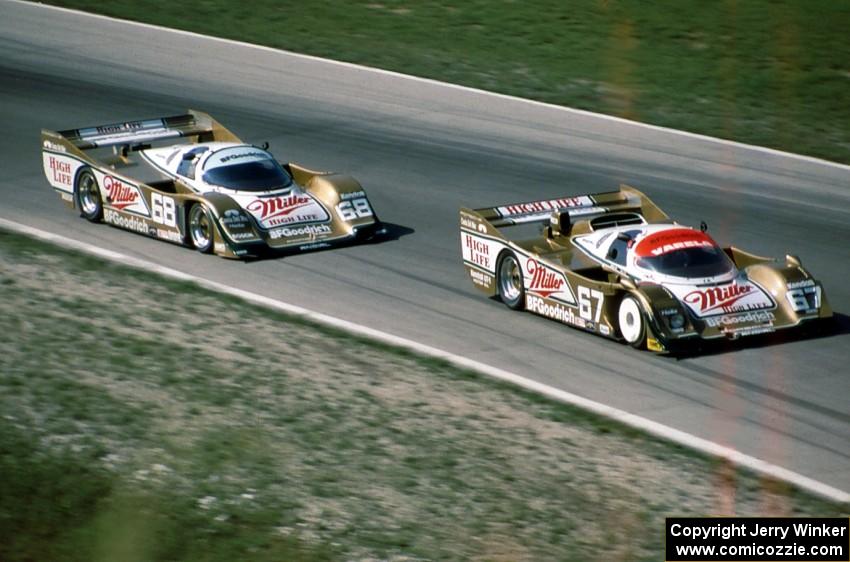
[156,228,183,243]
[526,295,587,329]
[469,268,493,289]
[230,232,258,241]
[634,228,715,257]
[299,242,332,251]
[704,310,775,328]
[242,193,330,229]
[94,121,146,135]
[104,209,148,234]
[221,209,251,229]
[78,119,169,144]
[339,190,367,201]
[726,324,776,337]
[497,195,594,218]
[787,279,815,290]
[463,233,491,269]
[43,140,66,153]
[460,214,479,230]
[269,224,332,240]
[101,175,149,216]
[526,258,577,305]
[45,155,74,188]
[668,280,774,317]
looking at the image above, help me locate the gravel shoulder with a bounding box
[0,228,843,562]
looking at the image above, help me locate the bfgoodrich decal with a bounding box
[526,295,587,329]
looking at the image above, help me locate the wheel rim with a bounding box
[189,205,212,249]
[499,255,522,303]
[618,297,643,344]
[78,173,100,216]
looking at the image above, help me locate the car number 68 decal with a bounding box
[336,198,372,221]
[151,192,177,227]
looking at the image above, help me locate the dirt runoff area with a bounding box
[0,228,842,562]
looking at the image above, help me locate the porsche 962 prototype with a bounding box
[42,110,382,258]
[460,185,831,352]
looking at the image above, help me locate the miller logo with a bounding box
[104,176,138,210]
[247,195,312,220]
[527,259,564,298]
[684,283,753,313]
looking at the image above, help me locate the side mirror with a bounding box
[700,220,708,232]
[260,141,270,150]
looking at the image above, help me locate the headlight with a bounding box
[669,313,685,330]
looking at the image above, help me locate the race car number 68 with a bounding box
[151,192,176,227]
[336,198,373,221]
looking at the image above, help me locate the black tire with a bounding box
[187,203,215,254]
[75,169,103,222]
[497,252,525,310]
[617,295,646,348]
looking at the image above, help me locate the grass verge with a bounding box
[43,0,850,164]
[0,227,845,561]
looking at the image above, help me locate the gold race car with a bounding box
[42,110,383,258]
[460,185,832,352]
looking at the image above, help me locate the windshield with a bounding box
[632,227,735,278]
[635,245,735,278]
[201,147,292,192]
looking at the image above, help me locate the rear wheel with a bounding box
[76,169,102,222]
[188,204,214,254]
[497,252,525,310]
[618,295,646,348]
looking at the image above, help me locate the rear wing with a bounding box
[466,184,669,228]
[42,109,240,151]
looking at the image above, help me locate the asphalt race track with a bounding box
[2,2,848,494]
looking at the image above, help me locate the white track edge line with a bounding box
[2,217,847,504]
[11,0,850,173]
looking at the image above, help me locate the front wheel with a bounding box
[618,295,646,348]
[76,169,103,222]
[188,204,215,254]
[497,252,525,310]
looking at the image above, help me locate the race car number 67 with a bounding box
[578,286,604,322]
[336,198,372,221]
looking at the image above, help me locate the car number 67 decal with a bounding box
[578,286,604,322]
[336,198,372,221]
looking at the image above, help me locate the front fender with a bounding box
[192,192,262,257]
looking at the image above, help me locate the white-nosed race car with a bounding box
[42,110,383,258]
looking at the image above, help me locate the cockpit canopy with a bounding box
[201,146,293,192]
[632,228,735,278]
